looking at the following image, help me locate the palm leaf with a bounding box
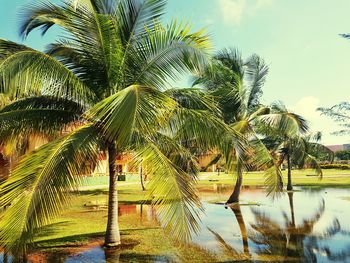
[258,112,309,137]
[0,97,84,143]
[249,139,283,195]
[0,124,105,253]
[133,139,202,242]
[0,39,96,104]
[245,54,269,109]
[116,0,166,44]
[86,85,176,146]
[130,19,211,89]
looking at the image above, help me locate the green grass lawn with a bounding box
[82,169,350,188]
[198,169,350,187]
[23,169,350,261]
[31,185,221,262]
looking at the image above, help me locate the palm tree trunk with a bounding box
[286,153,293,191]
[227,166,243,204]
[139,164,146,191]
[105,143,121,247]
[231,204,250,254]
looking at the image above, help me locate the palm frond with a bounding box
[215,48,244,79]
[191,59,234,90]
[258,112,309,137]
[0,94,11,109]
[116,0,166,44]
[0,97,84,143]
[246,54,269,109]
[248,106,270,122]
[0,96,85,114]
[168,108,245,154]
[130,19,211,89]
[19,1,122,97]
[0,39,96,104]
[248,139,283,195]
[305,153,323,178]
[164,88,220,114]
[86,85,176,146]
[133,139,202,242]
[0,124,105,253]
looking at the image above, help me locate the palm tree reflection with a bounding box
[206,203,251,261]
[231,204,250,254]
[206,192,350,262]
[249,192,344,262]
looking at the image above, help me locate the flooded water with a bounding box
[2,186,350,262]
[195,185,350,262]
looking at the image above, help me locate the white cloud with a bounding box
[289,96,347,145]
[218,0,246,25]
[291,96,321,120]
[218,0,273,25]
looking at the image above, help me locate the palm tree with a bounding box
[262,103,333,191]
[193,48,303,203]
[0,0,236,254]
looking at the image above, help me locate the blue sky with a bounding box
[1,0,350,144]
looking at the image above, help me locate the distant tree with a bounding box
[318,102,350,136]
[261,103,333,191]
[335,149,350,160]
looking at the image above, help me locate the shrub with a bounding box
[335,149,350,160]
[320,164,350,170]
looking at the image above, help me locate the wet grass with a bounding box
[29,185,229,262]
[20,168,350,262]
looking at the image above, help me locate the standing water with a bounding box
[1,186,350,262]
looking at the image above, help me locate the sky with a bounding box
[0,0,349,145]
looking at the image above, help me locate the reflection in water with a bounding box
[249,192,329,261]
[195,187,350,262]
[205,203,252,261]
[2,187,350,262]
[104,248,120,262]
[230,205,249,255]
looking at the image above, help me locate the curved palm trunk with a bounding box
[227,165,243,204]
[105,143,121,247]
[286,153,293,191]
[231,205,250,254]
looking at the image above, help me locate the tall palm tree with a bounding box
[262,103,332,191]
[0,0,237,254]
[193,48,303,203]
